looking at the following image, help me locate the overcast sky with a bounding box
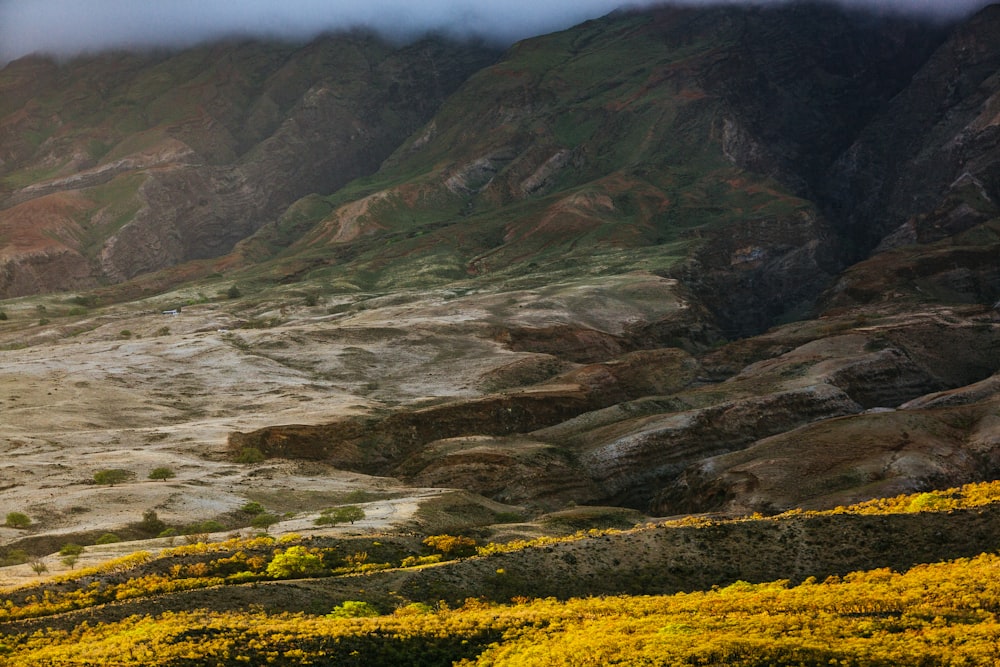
[0,0,993,64]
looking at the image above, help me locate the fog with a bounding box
[0,0,992,63]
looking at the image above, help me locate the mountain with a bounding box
[0,34,499,296]
[0,0,999,581]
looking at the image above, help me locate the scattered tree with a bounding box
[93,469,135,486]
[5,512,31,529]
[95,533,121,545]
[314,505,366,526]
[226,284,242,299]
[29,559,48,575]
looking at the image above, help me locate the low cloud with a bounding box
[0,0,992,63]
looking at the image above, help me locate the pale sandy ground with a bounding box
[0,273,684,587]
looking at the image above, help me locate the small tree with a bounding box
[148,467,176,481]
[0,310,7,320]
[94,469,134,486]
[226,284,242,299]
[95,533,120,545]
[5,512,31,529]
[29,559,48,575]
[59,543,84,570]
[138,510,167,535]
[251,512,280,533]
[314,505,365,526]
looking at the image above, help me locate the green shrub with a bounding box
[5,512,31,529]
[95,533,121,545]
[235,447,265,464]
[148,467,176,481]
[241,501,266,515]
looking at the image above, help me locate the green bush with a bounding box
[266,546,325,578]
[5,512,31,529]
[95,533,121,545]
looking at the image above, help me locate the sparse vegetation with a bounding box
[94,532,121,545]
[5,511,31,529]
